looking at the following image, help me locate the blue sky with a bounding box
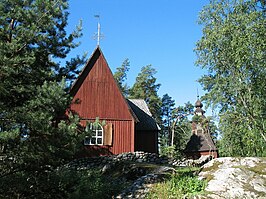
[66,0,210,111]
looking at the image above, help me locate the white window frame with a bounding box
[84,123,104,145]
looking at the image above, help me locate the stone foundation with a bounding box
[68,151,212,169]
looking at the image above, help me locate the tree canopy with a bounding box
[195,0,266,156]
[160,94,175,146]
[113,58,130,97]
[0,0,87,197]
[129,65,162,122]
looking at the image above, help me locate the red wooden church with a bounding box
[69,46,160,156]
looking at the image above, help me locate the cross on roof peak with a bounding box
[93,15,104,46]
[197,88,200,100]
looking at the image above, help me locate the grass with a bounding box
[146,167,207,198]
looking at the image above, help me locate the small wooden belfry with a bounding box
[184,99,218,159]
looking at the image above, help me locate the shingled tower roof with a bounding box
[185,99,217,155]
[194,99,205,116]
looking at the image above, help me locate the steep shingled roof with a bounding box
[127,99,160,131]
[184,131,217,152]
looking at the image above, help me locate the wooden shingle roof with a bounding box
[127,99,160,131]
[184,131,217,152]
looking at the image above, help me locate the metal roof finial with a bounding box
[94,15,104,46]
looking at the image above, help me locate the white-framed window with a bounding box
[84,123,104,145]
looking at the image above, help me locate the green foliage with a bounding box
[172,102,194,157]
[173,118,192,158]
[207,117,219,142]
[0,167,126,199]
[129,65,162,122]
[218,112,266,156]
[195,0,266,156]
[0,0,87,198]
[147,167,206,198]
[160,101,194,158]
[160,145,177,158]
[192,115,202,123]
[160,94,175,146]
[68,170,126,199]
[161,94,175,125]
[113,58,130,97]
[90,117,106,128]
[0,81,86,198]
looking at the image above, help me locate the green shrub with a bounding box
[147,168,206,198]
[68,170,127,199]
[160,145,178,158]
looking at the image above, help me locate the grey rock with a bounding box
[199,157,266,199]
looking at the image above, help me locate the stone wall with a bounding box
[68,151,212,169]
[68,151,169,169]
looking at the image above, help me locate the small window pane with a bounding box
[97,126,102,130]
[90,138,96,144]
[84,137,90,145]
[197,130,203,134]
[92,131,96,136]
[97,131,102,136]
[97,138,102,145]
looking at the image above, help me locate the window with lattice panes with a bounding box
[84,123,103,145]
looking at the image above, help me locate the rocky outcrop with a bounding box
[199,157,266,199]
[115,166,176,199]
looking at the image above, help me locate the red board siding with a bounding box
[70,50,133,120]
[111,120,134,154]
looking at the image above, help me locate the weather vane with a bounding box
[93,15,104,46]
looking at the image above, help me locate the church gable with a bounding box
[70,47,134,120]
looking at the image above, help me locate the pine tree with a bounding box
[160,94,175,148]
[113,58,130,97]
[129,65,162,122]
[0,0,86,197]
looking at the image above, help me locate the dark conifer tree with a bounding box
[113,58,130,97]
[129,65,162,122]
[160,94,175,147]
[0,0,87,197]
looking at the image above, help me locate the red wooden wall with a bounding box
[70,47,136,155]
[185,151,218,159]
